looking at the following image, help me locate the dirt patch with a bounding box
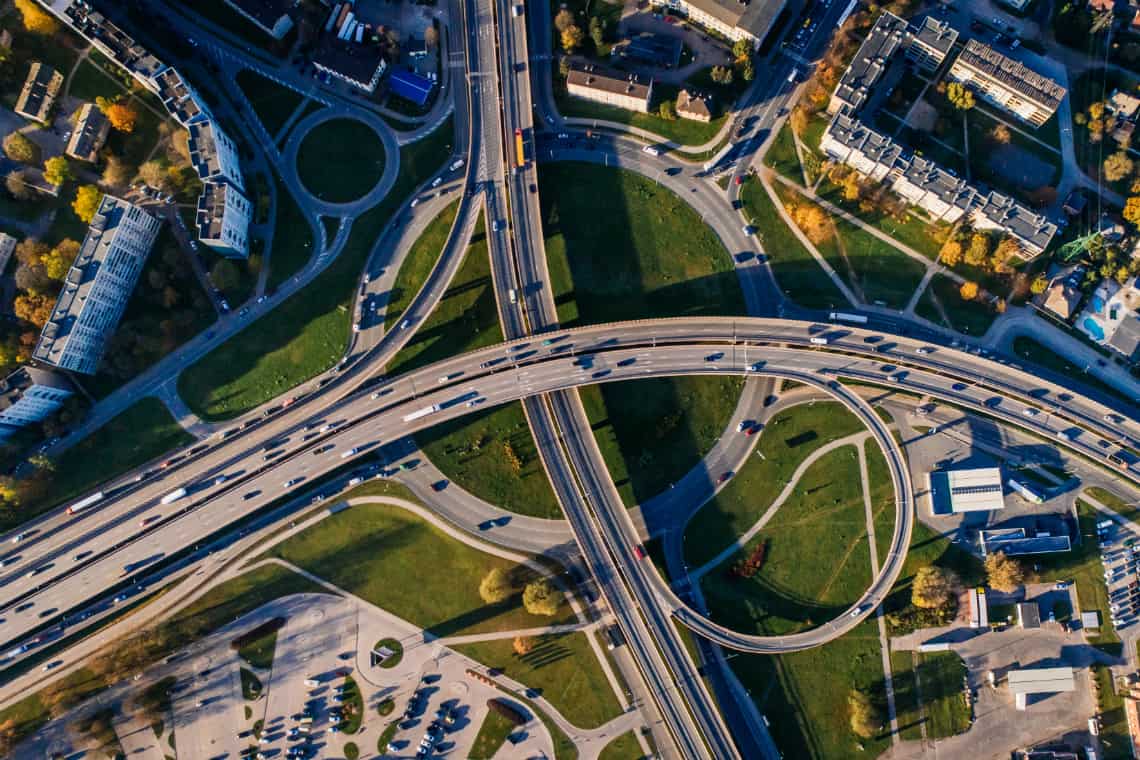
[905,98,938,133]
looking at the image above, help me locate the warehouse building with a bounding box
[1007,667,1075,710]
[928,467,1005,514]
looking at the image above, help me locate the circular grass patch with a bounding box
[373,637,404,669]
[296,118,385,203]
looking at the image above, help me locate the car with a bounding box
[736,421,748,432]
[42,661,61,672]
[734,175,744,186]
[432,480,448,492]
[431,177,443,188]
[717,472,731,485]
[705,352,724,362]
[1022,407,1039,417]
[285,478,303,488]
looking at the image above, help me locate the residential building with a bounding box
[222,0,295,40]
[1075,277,1140,360]
[14,62,62,123]
[947,39,1066,128]
[906,16,958,73]
[927,467,1005,514]
[154,67,210,127]
[188,120,245,192]
[0,233,16,277]
[61,3,165,91]
[829,12,909,114]
[65,103,111,163]
[1038,272,1083,322]
[618,34,682,68]
[197,181,252,259]
[970,192,1059,259]
[675,89,713,122]
[1108,88,1140,120]
[33,196,162,375]
[0,367,73,440]
[651,0,786,46]
[313,37,388,93]
[566,64,653,113]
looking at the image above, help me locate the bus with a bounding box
[514,128,525,168]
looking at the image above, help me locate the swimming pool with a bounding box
[1083,317,1106,341]
[1091,295,1106,313]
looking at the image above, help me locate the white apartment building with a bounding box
[651,0,785,45]
[947,40,1066,128]
[34,196,162,375]
[198,181,253,259]
[0,367,73,440]
[188,120,246,193]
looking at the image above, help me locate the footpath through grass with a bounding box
[453,632,623,729]
[580,376,743,508]
[890,651,971,739]
[266,501,573,637]
[739,176,847,310]
[700,445,872,636]
[179,118,454,419]
[235,70,304,138]
[296,118,387,203]
[383,200,462,333]
[915,274,996,337]
[683,401,866,568]
[3,399,193,531]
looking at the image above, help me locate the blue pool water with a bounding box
[1083,317,1106,341]
[1091,295,1106,313]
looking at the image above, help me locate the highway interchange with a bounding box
[4,0,1140,757]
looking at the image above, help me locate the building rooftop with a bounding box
[1040,277,1082,321]
[566,64,653,101]
[0,367,71,416]
[1107,313,1140,359]
[834,12,909,111]
[827,111,907,168]
[64,5,166,83]
[154,67,207,126]
[66,103,110,163]
[1016,602,1041,629]
[974,192,1058,254]
[188,121,230,182]
[912,16,959,57]
[15,61,61,123]
[1007,667,1076,695]
[981,527,1072,556]
[681,0,787,40]
[1109,88,1140,120]
[312,37,387,91]
[945,467,1005,512]
[676,89,714,120]
[955,39,1067,112]
[223,0,292,33]
[388,69,434,107]
[197,181,236,241]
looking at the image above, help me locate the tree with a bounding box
[993,237,1022,264]
[789,106,808,136]
[13,291,54,328]
[984,551,1024,592]
[5,170,30,200]
[479,567,513,604]
[554,8,575,32]
[210,259,240,293]
[71,184,102,223]
[848,689,883,738]
[658,100,676,120]
[1104,151,1134,183]
[2,132,39,164]
[787,202,832,244]
[711,65,734,86]
[14,0,58,35]
[1125,196,1140,227]
[512,635,536,656]
[739,57,755,82]
[959,281,979,301]
[732,39,752,61]
[103,102,138,134]
[43,239,80,281]
[911,565,956,609]
[988,123,1011,144]
[939,239,963,267]
[964,233,990,267]
[561,24,584,53]
[43,156,73,187]
[946,82,975,111]
[27,453,54,474]
[1030,275,1048,295]
[101,155,134,190]
[137,160,172,193]
[559,56,571,78]
[841,172,861,202]
[522,578,561,616]
[589,16,604,49]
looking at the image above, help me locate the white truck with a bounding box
[403,404,441,423]
[160,488,188,505]
[67,491,106,515]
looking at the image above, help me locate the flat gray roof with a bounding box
[0,367,71,414]
[834,12,909,111]
[912,16,958,57]
[66,103,110,162]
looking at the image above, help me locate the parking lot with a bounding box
[1098,520,1138,634]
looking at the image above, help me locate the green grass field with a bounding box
[541,163,745,326]
[235,70,304,138]
[554,90,726,146]
[890,651,971,739]
[4,399,193,531]
[815,180,949,262]
[179,119,454,419]
[731,620,890,759]
[889,650,923,740]
[418,401,562,519]
[454,632,622,729]
[865,440,897,570]
[1094,664,1133,759]
[598,731,642,760]
[296,118,386,203]
[739,177,847,310]
[266,501,573,636]
[236,630,277,671]
[468,707,517,759]
[384,200,462,332]
[764,123,803,183]
[579,376,743,508]
[915,274,996,337]
[266,176,315,290]
[683,401,867,569]
[700,445,872,636]
[1087,487,1139,522]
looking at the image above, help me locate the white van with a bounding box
[810,337,829,346]
[642,145,660,157]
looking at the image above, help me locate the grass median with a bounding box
[236,70,304,137]
[383,200,462,333]
[179,118,454,420]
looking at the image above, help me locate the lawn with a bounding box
[773,183,926,309]
[4,399,193,531]
[1087,486,1139,523]
[889,650,923,741]
[341,675,364,733]
[598,731,642,760]
[683,401,867,569]
[579,376,743,508]
[296,118,386,203]
[865,439,897,570]
[265,176,316,290]
[914,652,970,738]
[541,163,745,327]
[240,668,263,700]
[235,69,304,138]
[1011,336,1129,404]
[730,620,890,760]
[266,501,574,637]
[814,181,949,262]
[453,632,623,729]
[1094,664,1133,760]
[384,200,462,332]
[417,401,562,519]
[915,274,996,337]
[179,118,454,420]
[469,706,518,759]
[739,176,847,310]
[554,89,726,147]
[700,446,872,636]
[386,211,494,375]
[764,122,803,183]
[236,630,277,670]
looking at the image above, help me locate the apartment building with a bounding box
[566,64,653,113]
[906,17,958,73]
[197,181,253,259]
[829,12,909,114]
[14,61,63,123]
[66,103,111,163]
[61,2,165,90]
[188,120,246,193]
[154,67,210,127]
[947,39,1066,128]
[222,0,295,40]
[0,367,73,440]
[34,196,162,375]
[651,0,785,46]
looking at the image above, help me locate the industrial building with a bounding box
[34,196,162,375]
[928,467,1005,514]
[388,69,435,108]
[1006,668,1075,710]
[14,61,63,124]
[0,367,73,440]
[566,64,654,113]
[1016,602,1041,629]
[980,526,1072,556]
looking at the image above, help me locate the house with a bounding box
[14,61,62,123]
[566,64,653,113]
[1108,88,1140,120]
[66,103,111,163]
[947,40,1066,128]
[675,89,713,122]
[1039,273,1083,322]
[1075,276,1140,360]
[651,0,786,46]
[221,0,295,40]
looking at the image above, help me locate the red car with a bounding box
[717,472,731,485]
[734,175,744,186]
[633,545,646,560]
